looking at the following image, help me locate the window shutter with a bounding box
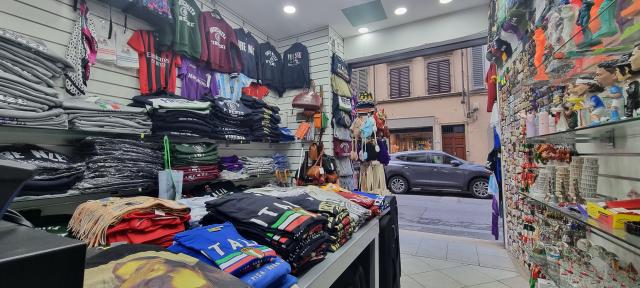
[389,66,410,99]
[471,45,487,90]
[351,68,369,94]
[427,59,451,95]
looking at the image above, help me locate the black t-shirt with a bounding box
[257,42,283,95]
[282,42,310,90]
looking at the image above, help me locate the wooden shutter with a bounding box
[470,45,487,90]
[389,66,410,99]
[351,68,369,94]
[426,59,451,95]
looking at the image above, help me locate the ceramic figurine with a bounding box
[567,77,602,127]
[595,61,624,121]
[626,80,640,118]
[588,95,608,125]
[576,0,601,48]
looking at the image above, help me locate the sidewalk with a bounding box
[399,229,529,288]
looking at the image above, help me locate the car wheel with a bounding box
[388,176,409,194]
[470,178,490,199]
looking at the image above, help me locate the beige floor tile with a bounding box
[478,254,517,271]
[418,257,466,270]
[409,271,464,288]
[401,254,437,275]
[499,276,529,288]
[446,242,479,265]
[467,281,511,288]
[401,275,425,288]
[439,265,495,286]
[470,265,519,281]
[415,238,448,259]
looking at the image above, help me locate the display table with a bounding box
[298,218,380,288]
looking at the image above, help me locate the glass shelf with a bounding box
[524,194,640,254]
[526,117,640,145]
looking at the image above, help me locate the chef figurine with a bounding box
[595,61,624,121]
[626,80,640,118]
[588,95,608,125]
[566,76,602,127]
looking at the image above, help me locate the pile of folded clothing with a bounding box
[131,94,214,138]
[335,191,381,217]
[71,137,162,194]
[305,186,372,231]
[352,190,390,211]
[84,244,251,288]
[240,95,282,142]
[210,97,252,142]
[240,156,274,176]
[170,143,220,185]
[0,29,73,130]
[273,153,289,171]
[0,144,84,199]
[218,155,243,172]
[62,97,152,134]
[68,196,190,247]
[168,222,297,287]
[279,127,295,142]
[250,189,352,252]
[201,193,329,274]
[181,180,239,200]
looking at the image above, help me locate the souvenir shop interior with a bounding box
[0,0,399,287]
[488,0,640,287]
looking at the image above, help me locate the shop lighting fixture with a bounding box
[440,0,453,4]
[394,7,407,15]
[283,5,296,14]
[358,27,369,33]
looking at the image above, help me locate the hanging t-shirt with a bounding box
[486,63,497,112]
[242,82,270,100]
[179,57,216,100]
[170,0,201,59]
[215,73,253,102]
[115,29,139,68]
[257,42,282,95]
[282,42,310,90]
[95,18,116,64]
[128,30,182,94]
[199,11,241,73]
[235,28,259,80]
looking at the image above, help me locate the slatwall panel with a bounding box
[0,0,343,171]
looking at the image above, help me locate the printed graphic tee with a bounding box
[199,12,241,73]
[282,42,310,90]
[170,0,201,59]
[215,73,253,102]
[128,30,182,94]
[235,29,259,79]
[179,57,216,100]
[115,29,139,68]
[257,42,282,94]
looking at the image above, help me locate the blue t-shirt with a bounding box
[239,257,293,288]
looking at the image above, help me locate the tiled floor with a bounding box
[400,230,529,288]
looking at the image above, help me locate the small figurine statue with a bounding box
[595,61,624,121]
[567,76,603,127]
[588,95,608,125]
[564,102,578,129]
[626,80,640,118]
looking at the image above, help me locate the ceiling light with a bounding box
[394,7,407,15]
[358,27,369,33]
[439,0,453,4]
[283,5,296,14]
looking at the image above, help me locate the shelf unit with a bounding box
[524,194,640,254]
[526,117,640,145]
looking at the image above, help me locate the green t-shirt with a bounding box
[171,0,201,59]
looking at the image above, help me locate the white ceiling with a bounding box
[217,0,489,40]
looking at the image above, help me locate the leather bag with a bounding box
[293,81,322,111]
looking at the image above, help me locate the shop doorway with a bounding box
[441,125,466,160]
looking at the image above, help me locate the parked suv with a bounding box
[384,150,492,198]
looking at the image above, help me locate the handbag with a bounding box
[295,122,311,139]
[292,81,322,111]
[314,112,330,129]
[333,139,352,157]
[306,153,325,183]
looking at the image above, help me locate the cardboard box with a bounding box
[587,202,640,229]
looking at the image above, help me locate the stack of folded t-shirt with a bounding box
[336,191,381,217]
[240,156,274,176]
[69,196,190,247]
[0,29,73,130]
[0,144,84,199]
[210,97,252,142]
[201,193,329,274]
[168,222,297,288]
[132,94,214,138]
[71,137,162,194]
[63,97,152,134]
[218,155,243,172]
[240,95,282,142]
[273,153,289,171]
[171,143,220,185]
[279,127,295,142]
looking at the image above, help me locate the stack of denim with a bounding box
[218,155,243,172]
[63,97,151,134]
[0,29,73,130]
[210,97,252,142]
[132,94,214,138]
[240,95,282,142]
[71,137,163,194]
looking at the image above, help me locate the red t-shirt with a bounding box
[242,82,270,99]
[486,63,497,112]
[128,30,182,94]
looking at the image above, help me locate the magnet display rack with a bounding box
[526,117,640,146]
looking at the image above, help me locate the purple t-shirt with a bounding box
[179,58,217,100]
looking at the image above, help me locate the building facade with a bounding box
[351,46,492,164]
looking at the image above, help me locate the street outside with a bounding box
[397,193,502,241]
